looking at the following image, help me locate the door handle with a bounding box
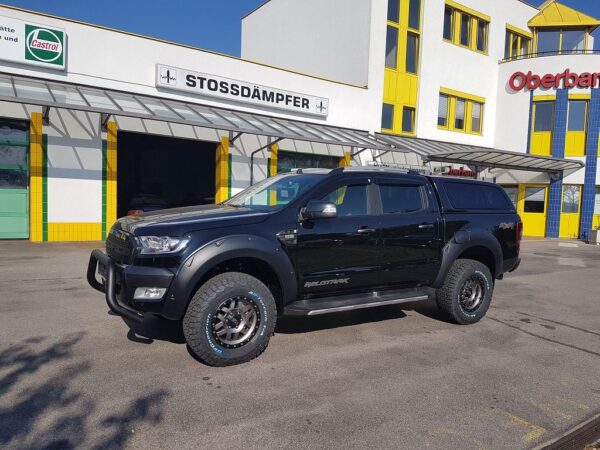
[418,224,434,229]
[357,227,376,234]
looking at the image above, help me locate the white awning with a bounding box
[376,134,584,173]
[0,72,391,151]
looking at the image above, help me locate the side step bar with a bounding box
[283,289,431,316]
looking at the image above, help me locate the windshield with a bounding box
[225,173,325,211]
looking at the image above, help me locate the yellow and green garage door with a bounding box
[0,119,30,239]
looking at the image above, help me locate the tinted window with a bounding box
[277,151,339,173]
[502,186,518,207]
[534,102,554,132]
[382,103,394,130]
[562,30,585,52]
[0,120,28,144]
[537,30,560,54]
[567,100,587,132]
[402,107,415,133]
[524,187,545,213]
[471,102,482,133]
[379,184,426,214]
[460,13,471,46]
[387,0,399,22]
[443,7,454,40]
[476,19,487,52]
[438,94,449,127]
[408,0,421,30]
[322,185,368,217]
[385,26,398,69]
[455,99,466,130]
[406,32,419,74]
[445,182,512,210]
[0,146,28,189]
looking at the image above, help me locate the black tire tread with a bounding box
[183,272,277,366]
[436,259,493,325]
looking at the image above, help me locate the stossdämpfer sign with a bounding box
[155,64,329,117]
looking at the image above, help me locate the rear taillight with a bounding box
[516,221,523,254]
[127,209,143,216]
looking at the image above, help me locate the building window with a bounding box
[444,3,489,53]
[382,103,394,130]
[438,90,484,135]
[595,187,600,214]
[402,107,415,133]
[459,13,471,46]
[524,187,545,213]
[476,19,488,52]
[385,26,398,69]
[536,29,587,55]
[471,102,483,134]
[438,94,449,127]
[567,100,587,132]
[406,32,419,74]
[537,30,560,54]
[387,0,400,23]
[505,28,532,59]
[277,151,340,173]
[408,0,421,30]
[443,6,454,40]
[455,98,466,130]
[533,101,555,132]
[562,30,585,52]
[562,185,580,213]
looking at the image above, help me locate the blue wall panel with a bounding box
[547,89,568,238]
[580,88,600,240]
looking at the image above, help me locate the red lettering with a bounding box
[593,73,600,88]
[541,74,555,89]
[509,72,527,91]
[527,71,541,90]
[579,72,592,88]
[554,72,565,88]
[564,69,578,88]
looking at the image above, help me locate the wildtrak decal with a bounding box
[304,278,350,288]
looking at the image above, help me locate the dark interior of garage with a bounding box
[117,131,216,218]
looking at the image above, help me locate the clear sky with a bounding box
[1,0,600,56]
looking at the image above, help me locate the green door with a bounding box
[0,120,29,239]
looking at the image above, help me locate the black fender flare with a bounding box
[162,234,297,320]
[432,229,503,288]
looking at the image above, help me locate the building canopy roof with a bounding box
[528,1,600,28]
[376,134,585,174]
[0,72,391,152]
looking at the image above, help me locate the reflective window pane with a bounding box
[595,187,600,214]
[455,99,466,130]
[277,150,339,173]
[382,103,394,130]
[0,77,15,98]
[438,94,449,127]
[562,30,585,52]
[460,13,471,46]
[321,184,368,217]
[0,119,28,144]
[387,0,399,23]
[443,7,454,40]
[502,186,518,207]
[534,102,555,132]
[504,31,511,59]
[568,100,587,132]
[385,26,398,69]
[562,185,580,213]
[406,32,419,74]
[524,187,545,213]
[521,37,531,56]
[471,102,482,133]
[80,89,117,109]
[48,85,88,107]
[476,20,488,52]
[0,146,28,189]
[13,80,54,102]
[537,31,560,54]
[110,93,150,114]
[379,184,426,214]
[402,107,415,133]
[511,33,519,57]
[408,0,421,30]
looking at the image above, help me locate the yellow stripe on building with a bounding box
[215,136,230,204]
[29,112,43,243]
[106,121,118,231]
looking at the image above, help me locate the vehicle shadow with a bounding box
[276,304,409,334]
[121,314,186,345]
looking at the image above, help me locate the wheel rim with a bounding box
[211,296,261,349]
[458,275,486,313]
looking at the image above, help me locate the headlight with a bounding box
[136,236,190,254]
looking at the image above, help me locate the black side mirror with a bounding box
[301,200,337,220]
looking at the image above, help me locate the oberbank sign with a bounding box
[0,16,66,69]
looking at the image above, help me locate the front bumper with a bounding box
[87,249,175,322]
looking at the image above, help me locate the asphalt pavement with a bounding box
[0,239,599,449]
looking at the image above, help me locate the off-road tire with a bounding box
[183,272,277,366]
[436,259,493,325]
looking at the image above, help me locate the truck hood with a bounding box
[116,204,271,235]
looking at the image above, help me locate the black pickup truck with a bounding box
[88,166,522,366]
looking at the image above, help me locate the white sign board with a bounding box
[155,64,329,117]
[0,16,66,70]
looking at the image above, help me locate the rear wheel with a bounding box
[183,272,277,366]
[436,259,493,325]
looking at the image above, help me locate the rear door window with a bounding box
[444,182,512,210]
[378,183,427,214]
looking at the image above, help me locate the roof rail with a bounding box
[341,166,411,174]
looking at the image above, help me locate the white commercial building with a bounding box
[0,0,598,241]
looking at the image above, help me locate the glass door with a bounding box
[0,120,30,239]
[559,185,581,239]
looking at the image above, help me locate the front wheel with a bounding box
[436,259,493,325]
[183,272,277,366]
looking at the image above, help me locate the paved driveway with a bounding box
[0,239,599,449]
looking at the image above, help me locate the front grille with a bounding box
[106,229,134,264]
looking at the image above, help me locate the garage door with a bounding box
[0,120,29,239]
